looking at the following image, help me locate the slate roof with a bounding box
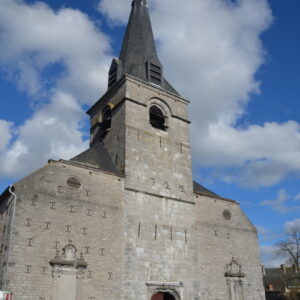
[263,268,286,292]
[113,0,179,96]
[70,142,121,175]
[193,181,220,198]
[71,147,222,198]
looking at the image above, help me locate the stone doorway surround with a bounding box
[146,281,182,300]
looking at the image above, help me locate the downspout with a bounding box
[2,186,17,290]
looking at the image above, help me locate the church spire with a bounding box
[108,0,179,95]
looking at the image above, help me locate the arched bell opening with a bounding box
[149,105,167,131]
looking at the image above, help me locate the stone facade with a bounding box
[0,74,266,300]
[0,0,266,299]
[0,161,124,299]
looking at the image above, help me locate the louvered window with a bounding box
[108,68,117,88]
[146,62,162,86]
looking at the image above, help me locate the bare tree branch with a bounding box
[275,227,300,271]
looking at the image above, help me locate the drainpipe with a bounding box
[2,186,17,290]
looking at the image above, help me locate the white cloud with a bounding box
[0,0,111,102]
[260,245,284,267]
[0,0,113,179]
[0,91,89,178]
[294,194,300,201]
[97,0,130,25]
[256,224,281,242]
[0,120,13,151]
[1,0,300,189]
[98,0,300,188]
[260,189,300,214]
[284,218,300,233]
[256,225,269,236]
[199,121,300,187]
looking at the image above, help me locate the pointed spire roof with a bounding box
[119,0,157,77]
[108,0,179,96]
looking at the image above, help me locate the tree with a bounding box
[275,226,300,300]
[276,227,300,271]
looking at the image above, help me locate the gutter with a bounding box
[2,186,17,290]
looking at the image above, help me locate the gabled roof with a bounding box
[263,268,286,292]
[193,181,220,198]
[193,181,237,203]
[70,142,121,175]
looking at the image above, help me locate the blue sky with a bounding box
[0,0,299,266]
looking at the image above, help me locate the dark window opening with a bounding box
[152,292,176,300]
[149,106,167,130]
[102,105,112,132]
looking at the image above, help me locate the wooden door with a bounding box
[152,293,164,300]
[152,292,175,300]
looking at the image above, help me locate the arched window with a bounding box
[149,105,167,130]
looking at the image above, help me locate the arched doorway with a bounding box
[152,292,176,300]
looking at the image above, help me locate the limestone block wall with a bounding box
[124,79,194,202]
[194,194,265,300]
[4,160,124,300]
[0,192,13,287]
[121,190,198,300]
[89,80,127,173]
[120,190,265,300]
[102,103,126,173]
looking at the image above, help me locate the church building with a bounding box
[0,0,266,299]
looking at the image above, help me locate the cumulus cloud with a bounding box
[260,245,284,267]
[256,225,269,236]
[0,91,89,178]
[256,224,280,242]
[260,189,300,214]
[0,0,111,102]
[0,120,13,151]
[284,218,300,233]
[98,0,300,188]
[294,194,300,201]
[97,0,130,25]
[1,0,300,189]
[0,0,112,179]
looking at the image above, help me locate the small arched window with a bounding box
[102,105,112,132]
[149,105,167,130]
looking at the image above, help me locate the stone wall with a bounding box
[0,75,266,300]
[3,160,124,300]
[0,191,13,288]
[194,194,265,300]
[124,77,194,202]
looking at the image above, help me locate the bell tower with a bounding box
[87,0,194,202]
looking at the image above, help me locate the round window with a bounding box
[66,177,81,189]
[223,210,231,220]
